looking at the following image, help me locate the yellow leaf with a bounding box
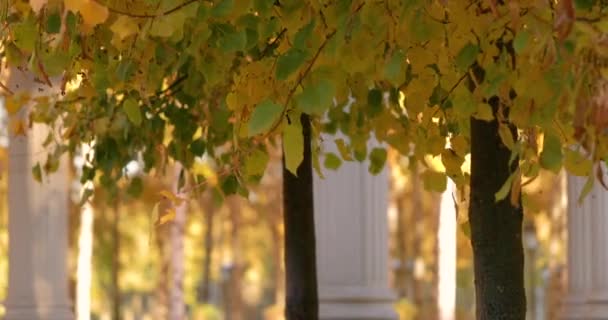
[10,119,27,136]
[498,124,515,150]
[335,138,353,161]
[564,149,593,176]
[450,135,469,157]
[283,118,304,175]
[156,208,176,226]
[5,93,30,115]
[66,0,108,27]
[110,16,138,40]
[422,170,447,193]
[510,171,522,208]
[441,149,464,175]
[473,103,494,121]
[159,190,185,206]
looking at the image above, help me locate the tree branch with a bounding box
[93,0,203,19]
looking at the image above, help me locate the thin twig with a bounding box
[263,29,338,138]
[157,74,188,96]
[93,0,202,19]
[260,28,287,59]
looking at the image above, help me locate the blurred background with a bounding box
[0,125,568,320]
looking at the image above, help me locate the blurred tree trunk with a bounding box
[169,165,187,320]
[411,166,424,313]
[199,191,215,303]
[155,222,170,319]
[111,203,121,320]
[227,197,244,320]
[282,113,318,320]
[394,197,408,298]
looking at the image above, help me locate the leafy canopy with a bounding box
[2,0,608,204]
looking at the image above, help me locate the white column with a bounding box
[587,173,608,319]
[5,123,73,319]
[438,180,456,320]
[4,71,73,319]
[314,137,397,320]
[561,175,593,319]
[76,144,94,320]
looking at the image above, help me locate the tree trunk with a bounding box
[155,221,170,319]
[227,197,244,320]
[282,113,318,320]
[111,203,121,320]
[199,191,215,303]
[469,97,525,319]
[169,165,187,320]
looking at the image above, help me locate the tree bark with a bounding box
[282,113,319,320]
[169,165,187,320]
[469,96,525,319]
[199,191,215,303]
[111,203,121,320]
[227,197,244,320]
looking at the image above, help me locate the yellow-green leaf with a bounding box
[283,118,304,175]
[123,98,142,126]
[244,149,269,177]
[422,170,447,192]
[498,124,516,150]
[248,100,282,136]
[564,149,593,176]
[495,171,516,202]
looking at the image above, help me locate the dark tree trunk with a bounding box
[469,97,525,320]
[282,113,319,320]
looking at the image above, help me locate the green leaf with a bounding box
[189,139,206,156]
[149,11,186,38]
[283,118,304,175]
[495,171,516,202]
[540,133,562,172]
[13,17,37,52]
[513,30,530,54]
[211,0,234,17]
[574,0,594,10]
[294,19,315,50]
[367,89,383,116]
[248,100,282,136]
[455,43,479,71]
[123,98,142,126]
[324,152,342,170]
[452,90,476,117]
[221,174,239,195]
[32,163,42,183]
[368,147,387,175]
[244,149,269,177]
[384,50,406,86]
[46,12,62,34]
[276,48,307,80]
[219,28,247,53]
[295,79,335,115]
[422,170,447,192]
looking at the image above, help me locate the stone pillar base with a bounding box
[4,303,73,320]
[319,286,398,320]
[561,295,591,319]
